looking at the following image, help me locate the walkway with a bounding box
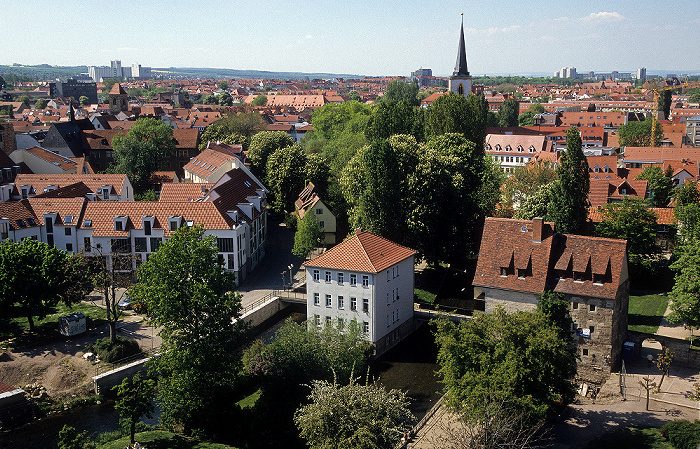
[656,300,696,340]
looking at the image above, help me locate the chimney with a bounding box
[532,217,544,243]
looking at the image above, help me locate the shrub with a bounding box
[661,419,700,449]
[86,336,141,363]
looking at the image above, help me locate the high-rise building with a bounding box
[636,67,647,80]
[48,78,98,104]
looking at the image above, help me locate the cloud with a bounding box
[581,12,624,22]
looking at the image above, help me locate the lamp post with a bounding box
[288,264,294,287]
[281,272,286,290]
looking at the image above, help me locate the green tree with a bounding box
[110,117,175,192]
[217,80,229,90]
[292,211,322,258]
[433,308,577,422]
[669,241,700,328]
[247,130,294,177]
[0,75,5,90]
[547,127,590,234]
[251,94,268,106]
[365,100,420,142]
[198,111,265,150]
[675,180,700,207]
[129,226,247,435]
[266,144,308,213]
[617,117,663,147]
[503,161,557,214]
[518,103,545,126]
[310,101,373,141]
[58,425,93,449]
[658,90,673,119]
[595,198,659,256]
[515,181,556,220]
[636,165,673,207]
[34,98,48,109]
[201,93,217,104]
[19,94,30,107]
[304,153,331,199]
[537,291,574,343]
[78,95,89,106]
[425,92,469,140]
[0,239,71,330]
[295,378,414,449]
[382,79,420,106]
[218,91,233,106]
[113,374,156,445]
[498,98,519,127]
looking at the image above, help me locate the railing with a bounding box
[94,346,159,375]
[395,394,446,449]
[240,290,282,316]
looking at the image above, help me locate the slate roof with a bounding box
[206,168,265,220]
[303,230,417,273]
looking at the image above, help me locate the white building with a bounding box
[304,230,417,354]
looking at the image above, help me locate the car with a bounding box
[117,297,132,310]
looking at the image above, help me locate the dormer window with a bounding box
[114,216,127,231]
[169,216,182,231]
[594,166,600,173]
[20,186,29,199]
[102,186,110,200]
[593,273,605,285]
[142,216,154,235]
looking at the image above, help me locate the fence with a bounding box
[94,346,159,375]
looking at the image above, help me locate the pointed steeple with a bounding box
[452,14,470,78]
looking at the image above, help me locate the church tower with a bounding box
[448,15,472,99]
[108,83,128,114]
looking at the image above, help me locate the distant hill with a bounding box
[0,63,360,81]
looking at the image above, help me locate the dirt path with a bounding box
[0,312,159,400]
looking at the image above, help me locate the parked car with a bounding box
[117,297,132,310]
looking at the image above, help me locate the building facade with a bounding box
[304,230,417,354]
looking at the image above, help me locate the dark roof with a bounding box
[33,182,94,199]
[452,17,470,77]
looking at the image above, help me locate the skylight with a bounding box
[65,216,74,224]
[83,220,92,227]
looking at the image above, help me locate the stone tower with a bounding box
[108,83,128,114]
[448,15,472,99]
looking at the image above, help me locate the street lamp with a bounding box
[281,272,286,290]
[288,264,294,287]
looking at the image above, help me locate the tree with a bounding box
[266,144,308,213]
[294,377,414,449]
[19,94,30,107]
[310,101,373,142]
[675,180,700,208]
[617,117,663,147]
[518,103,545,126]
[637,166,673,207]
[594,198,659,257]
[113,374,156,445]
[218,91,233,106]
[658,90,673,120]
[0,75,5,90]
[0,239,72,330]
[292,211,322,258]
[498,98,519,127]
[34,98,48,109]
[247,130,294,177]
[129,225,247,435]
[654,347,674,392]
[217,80,229,90]
[78,95,89,106]
[89,245,132,343]
[251,94,268,106]
[201,93,217,104]
[198,111,265,150]
[547,127,590,234]
[668,241,700,328]
[365,100,420,142]
[426,92,489,147]
[480,156,507,218]
[537,291,574,343]
[58,425,93,449]
[110,117,175,192]
[382,79,420,106]
[433,308,577,422]
[503,161,557,213]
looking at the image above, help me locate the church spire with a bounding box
[452,14,470,77]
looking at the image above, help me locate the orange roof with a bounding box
[303,230,416,273]
[184,148,237,180]
[24,146,77,171]
[109,83,127,95]
[159,183,214,202]
[589,207,675,226]
[14,173,127,195]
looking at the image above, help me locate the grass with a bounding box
[628,294,669,334]
[414,288,437,304]
[236,389,261,409]
[585,426,673,449]
[98,430,238,449]
[0,301,108,344]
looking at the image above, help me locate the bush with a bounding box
[284,213,298,231]
[661,420,700,449]
[86,336,141,363]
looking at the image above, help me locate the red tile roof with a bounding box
[24,146,77,171]
[14,173,128,195]
[184,149,237,180]
[159,183,214,202]
[109,83,127,95]
[303,230,417,273]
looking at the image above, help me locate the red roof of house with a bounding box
[159,183,214,202]
[303,230,417,273]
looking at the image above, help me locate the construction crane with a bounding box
[645,78,700,146]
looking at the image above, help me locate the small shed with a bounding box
[59,312,86,336]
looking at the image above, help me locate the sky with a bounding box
[2,0,699,77]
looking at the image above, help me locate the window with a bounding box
[217,238,234,253]
[500,267,508,276]
[350,274,357,285]
[517,269,527,279]
[313,293,319,306]
[319,221,324,228]
[325,294,332,307]
[362,298,369,313]
[83,237,91,251]
[325,271,332,282]
[387,293,390,306]
[590,304,596,312]
[387,270,390,282]
[169,220,178,231]
[589,325,595,333]
[363,321,369,335]
[314,314,320,326]
[325,316,332,327]
[115,220,123,231]
[362,275,369,287]
[387,315,390,327]
[313,269,320,281]
[338,296,344,309]
[593,274,604,285]
[64,227,71,236]
[350,297,357,310]
[134,237,147,253]
[572,302,578,309]
[47,234,54,246]
[337,272,344,284]
[65,243,73,252]
[45,217,54,234]
[102,189,109,200]
[144,220,151,236]
[150,237,162,253]
[582,348,589,356]
[316,208,323,214]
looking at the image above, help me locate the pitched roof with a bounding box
[159,183,214,202]
[206,168,265,220]
[303,230,417,273]
[24,146,78,171]
[109,83,127,95]
[14,173,127,195]
[452,18,470,77]
[184,148,237,180]
[26,197,86,225]
[0,200,38,231]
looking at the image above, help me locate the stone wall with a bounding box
[92,357,150,395]
[626,331,700,369]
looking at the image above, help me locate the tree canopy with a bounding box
[292,210,322,258]
[617,117,663,147]
[198,111,265,150]
[595,198,659,257]
[669,241,700,328]
[498,98,519,127]
[265,144,311,213]
[247,130,294,178]
[129,225,247,435]
[636,165,673,207]
[382,79,420,106]
[113,373,156,445]
[425,92,489,147]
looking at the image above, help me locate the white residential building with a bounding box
[304,230,417,354]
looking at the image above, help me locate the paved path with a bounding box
[656,299,696,340]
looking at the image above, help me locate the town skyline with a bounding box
[1,0,698,78]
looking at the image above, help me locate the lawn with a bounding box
[628,294,670,334]
[414,288,437,304]
[0,301,108,343]
[98,430,238,449]
[236,388,261,409]
[585,426,672,449]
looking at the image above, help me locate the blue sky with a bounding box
[2,0,698,77]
